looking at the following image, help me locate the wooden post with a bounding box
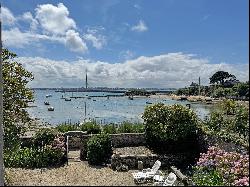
[0,3,5,185]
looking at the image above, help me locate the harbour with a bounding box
[26,89,213,126]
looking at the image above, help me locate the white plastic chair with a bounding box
[132,160,161,184]
[154,172,177,186]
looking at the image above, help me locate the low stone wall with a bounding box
[111,152,196,171]
[64,131,87,150]
[111,133,145,148]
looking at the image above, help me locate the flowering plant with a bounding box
[193,146,249,186]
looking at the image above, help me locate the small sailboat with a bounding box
[128,95,133,100]
[64,97,71,101]
[48,106,54,111]
[44,101,50,105]
[46,94,52,98]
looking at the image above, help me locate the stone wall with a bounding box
[64,131,87,150]
[111,152,196,171]
[110,133,145,148]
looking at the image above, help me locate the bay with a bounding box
[26,90,213,126]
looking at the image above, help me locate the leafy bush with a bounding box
[4,146,65,168]
[142,103,199,151]
[117,121,144,133]
[192,168,224,186]
[233,105,249,137]
[102,123,118,134]
[201,102,249,148]
[4,134,66,168]
[203,111,229,132]
[219,99,237,115]
[192,146,249,186]
[34,128,58,147]
[86,134,112,165]
[56,123,79,133]
[80,122,101,134]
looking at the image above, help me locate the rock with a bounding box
[121,164,129,172]
[138,161,143,170]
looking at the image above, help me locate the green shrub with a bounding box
[102,123,117,134]
[80,122,101,134]
[219,99,237,115]
[117,122,144,133]
[142,103,199,151]
[56,123,79,133]
[204,111,226,132]
[34,128,58,147]
[233,105,249,137]
[4,146,65,168]
[192,168,224,186]
[86,134,112,165]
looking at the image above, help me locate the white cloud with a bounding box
[119,50,135,60]
[21,12,39,31]
[35,3,76,35]
[1,7,16,26]
[3,27,64,48]
[65,30,88,53]
[131,20,148,32]
[83,33,103,49]
[17,53,249,88]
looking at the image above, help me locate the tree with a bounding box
[233,81,249,97]
[2,49,34,151]
[209,71,236,86]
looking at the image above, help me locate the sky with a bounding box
[1,0,249,88]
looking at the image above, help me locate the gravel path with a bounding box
[6,162,140,186]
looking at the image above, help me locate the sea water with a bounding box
[26,90,213,126]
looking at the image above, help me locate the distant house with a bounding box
[223,79,240,87]
[189,82,198,87]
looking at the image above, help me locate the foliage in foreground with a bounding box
[192,146,249,186]
[2,48,34,151]
[202,100,249,148]
[86,133,112,165]
[4,130,66,168]
[142,103,199,152]
[55,123,79,133]
[56,121,144,134]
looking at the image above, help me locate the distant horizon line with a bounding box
[30,87,178,90]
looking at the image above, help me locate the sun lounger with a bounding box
[132,160,161,184]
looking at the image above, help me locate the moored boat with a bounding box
[46,94,52,98]
[44,101,50,105]
[48,106,54,111]
[64,98,71,101]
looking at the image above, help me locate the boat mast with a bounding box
[85,69,88,89]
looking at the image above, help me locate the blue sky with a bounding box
[1,0,249,88]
